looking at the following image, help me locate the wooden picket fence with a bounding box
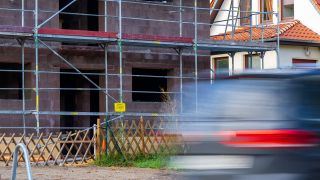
[0,128,95,166]
[96,117,180,159]
[0,118,181,166]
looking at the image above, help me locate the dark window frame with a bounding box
[281,0,294,20]
[260,0,274,23]
[244,54,261,70]
[292,59,318,69]
[132,68,169,102]
[0,63,23,100]
[213,57,229,79]
[239,0,251,26]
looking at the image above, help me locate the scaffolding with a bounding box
[0,0,279,134]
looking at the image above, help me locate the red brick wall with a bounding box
[0,0,210,132]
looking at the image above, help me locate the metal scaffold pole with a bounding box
[21,0,26,135]
[261,0,265,42]
[104,43,109,155]
[179,0,183,114]
[179,49,183,114]
[179,0,182,37]
[250,0,253,41]
[104,0,109,115]
[21,0,25,27]
[119,0,123,103]
[276,0,281,69]
[34,0,40,135]
[104,0,110,155]
[118,0,125,154]
[229,52,235,75]
[194,0,198,113]
[260,51,265,70]
[231,0,234,40]
[21,40,26,135]
[104,0,108,32]
[249,0,253,63]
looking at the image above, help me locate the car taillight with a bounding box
[219,130,319,148]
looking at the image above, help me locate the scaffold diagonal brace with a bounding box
[38,39,118,102]
[37,0,78,29]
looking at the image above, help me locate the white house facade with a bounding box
[210,0,320,76]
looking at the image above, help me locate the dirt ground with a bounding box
[0,166,177,180]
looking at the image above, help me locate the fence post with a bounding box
[102,125,107,153]
[96,118,101,158]
[140,116,145,155]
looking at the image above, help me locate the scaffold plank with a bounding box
[121,33,194,48]
[37,28,194,48]
[0,26,276,52]
[122,33,193,43]
[0,25,32,33]
[0,25,33,38]
[38,28,118,39]
[198,40,277,52]
[37,28,118,43]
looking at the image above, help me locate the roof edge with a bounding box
[311,0,320,13]
[210,0,225,24]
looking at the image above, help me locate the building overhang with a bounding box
[279,39,320,47]
[264,38,320,47]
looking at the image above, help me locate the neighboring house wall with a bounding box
[210,0,320,74]
[211,50,277,74]
[262,46,320,69]
[295,0,320,34]
[278,45,320,68]
[211,46,320,75]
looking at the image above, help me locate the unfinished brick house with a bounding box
[0,0,212,133]
[0,0,277,133]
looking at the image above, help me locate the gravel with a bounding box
[0,166,177,180]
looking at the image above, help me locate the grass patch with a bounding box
[94,154,168,169]
[132,155,168,169]
[94,155,130,167]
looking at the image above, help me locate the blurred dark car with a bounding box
[170,70,320,180]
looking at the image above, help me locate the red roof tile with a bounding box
[211,20,320,42]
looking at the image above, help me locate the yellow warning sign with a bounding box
[114,102,126,113]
